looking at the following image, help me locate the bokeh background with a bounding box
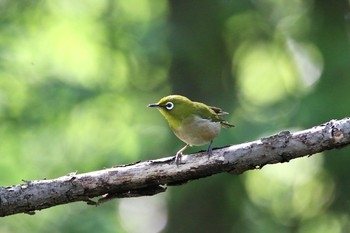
[1,0,350,232]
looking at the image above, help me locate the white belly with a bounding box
[173,115,221,146]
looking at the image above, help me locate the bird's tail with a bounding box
[221,120,235,128]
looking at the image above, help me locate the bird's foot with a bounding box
[175,152,182,166]
[174,144,190,166]
[206,140,213,159]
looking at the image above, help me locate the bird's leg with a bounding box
[207,140,213,159]
[175,144,190,165]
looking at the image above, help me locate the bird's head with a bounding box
[148,95,194,125]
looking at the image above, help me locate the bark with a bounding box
[1,118,350,217]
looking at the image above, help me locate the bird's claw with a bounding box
[206,140,213,159]
[207,146,213,157]
[174,144,189,166]
[175,152,182,166]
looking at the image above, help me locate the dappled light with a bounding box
[234,42,300,106]
[118,194,168,233]
[245,155,334,223]
[286,38,323,88]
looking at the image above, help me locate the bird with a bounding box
[148,95,234,165]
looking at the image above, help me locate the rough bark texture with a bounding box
[1,118,350,217]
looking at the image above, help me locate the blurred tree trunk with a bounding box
[166,2,239,232]
[310,0,350,215]
[167,0,236,108]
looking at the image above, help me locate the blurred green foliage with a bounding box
[1,0,350,232]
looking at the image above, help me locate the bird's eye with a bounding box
[165,102,174,110]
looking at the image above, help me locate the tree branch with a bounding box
[1,118,350,217]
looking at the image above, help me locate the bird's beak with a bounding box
[147,103,160,108]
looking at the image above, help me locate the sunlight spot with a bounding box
[244,154,335,222]
[118,194,168,233]
[287,38,323,87]
[234,42,298,106]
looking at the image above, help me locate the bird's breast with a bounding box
[172,115,221,146]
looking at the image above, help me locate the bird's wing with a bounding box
[208,106,229,115]
[194,103,234,127]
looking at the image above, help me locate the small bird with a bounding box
[148,95,234,165]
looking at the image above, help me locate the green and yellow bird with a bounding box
[148,95,234,165]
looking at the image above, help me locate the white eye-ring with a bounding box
[165,102,174,110]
